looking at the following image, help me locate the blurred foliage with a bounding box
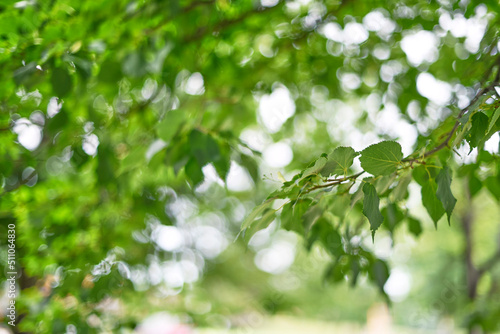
[0,0,500,333]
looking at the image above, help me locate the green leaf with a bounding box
[374,174,397,195]
[157,109,186,142]
[307,217,343,256]
[50,67,73,97]
[241,199,274,231]
[239,154,259,182]
[350,257,361,287]
[362,183,384,239]
[370,259,390,292]
[359,141,403,176]
[185,157,204,186]
[302,204,323,233]
[97,143,115,185]
[408,217,423,237]
[324,257,347,283]
[485,176,500,201]
[321,147,359,177]
[421,179,445,227]
[391,171,412,201]
[281,199,313,235]
[466,112,488,149]
[98,58,122,83]
[189,130,221,167]
[488,106,500,133]
[213,140,231,180]
[435,166,457,223]
[381,203,404,233]
[46,108,69,134]
[350,183,365,208]
[330,194,350,218]
[300,156,327,180]
[245,208,276,239]
[468,173,482,197]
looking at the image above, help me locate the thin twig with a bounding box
[403,85,495,163]
[305,171,364,193]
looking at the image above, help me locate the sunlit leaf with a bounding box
[359,141,403,176]
[321,147,359,177]
[157,109,186,142]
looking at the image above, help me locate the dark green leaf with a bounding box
[421,179,445,227]
[436,166,457,224]
[97,144,115,185]
[466,112,488,149]
[350,257,361,287]
[50,67,73,97]
[468,173,482,197]
[213,141,231,181]
[324,256,348,283]
[98,59,122,83]
[307,217,343,257]
[408,217,423,237]
[189,130,220,167]
[485,176,500,201]
[362,183,384,238]
[370,259,390,292]
[381,203,404,232]
[281,199,313,235]
[46,108,69,134]
[185,157,204,186]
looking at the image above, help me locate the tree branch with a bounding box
[145,0,216,35]
[403,85,496,163]
[478,247,500,277]
[183,4,282,43]
[305,171,364,193]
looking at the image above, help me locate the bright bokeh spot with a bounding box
[263,142,293,168]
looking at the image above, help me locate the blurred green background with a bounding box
[0,0,500,333]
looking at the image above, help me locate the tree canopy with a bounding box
[1,0,500,333]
